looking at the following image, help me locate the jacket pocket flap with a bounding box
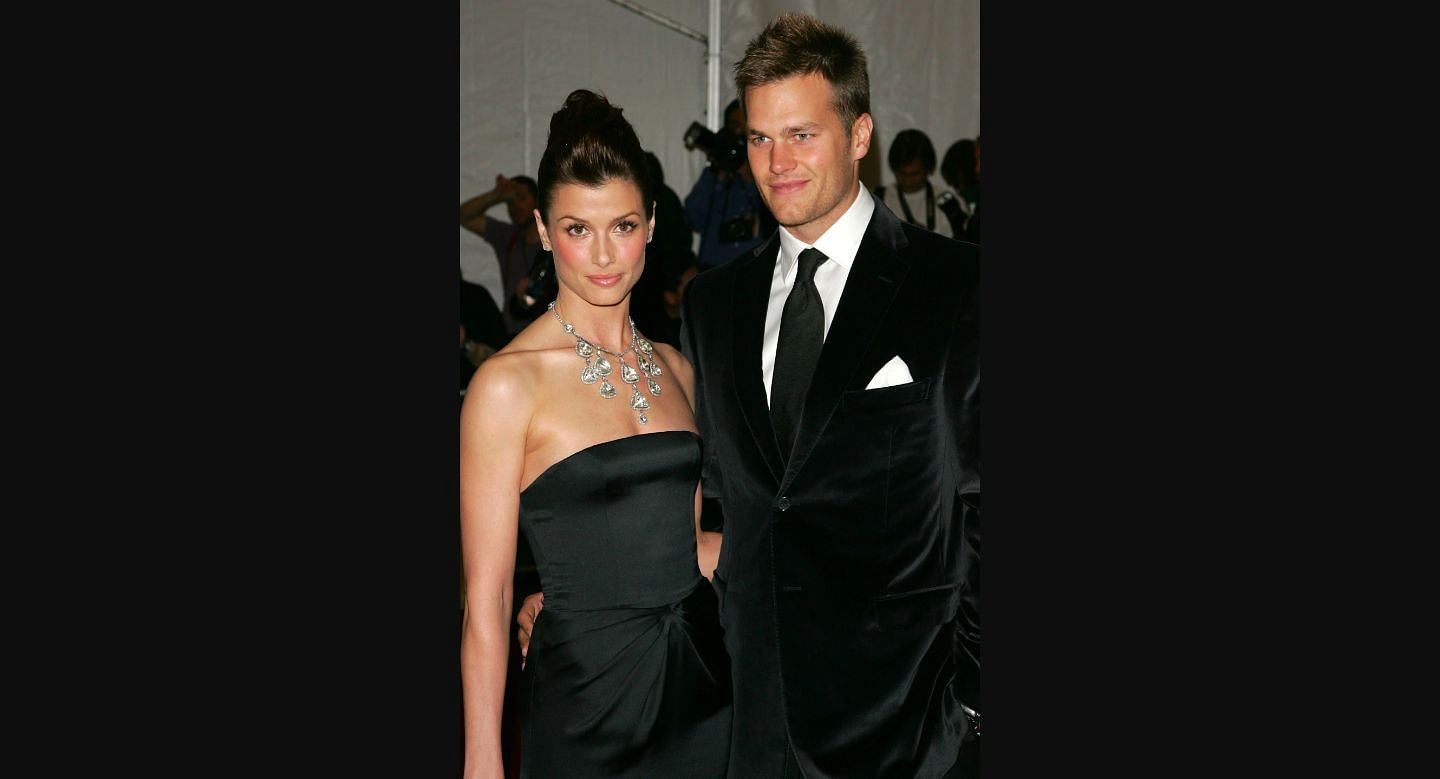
[874,582,960,629]
[840,377,931,414]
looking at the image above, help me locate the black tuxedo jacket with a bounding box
[681,198,980,778]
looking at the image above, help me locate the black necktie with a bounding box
[771,247,827,458]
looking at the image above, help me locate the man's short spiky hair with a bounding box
[734,12,870,137]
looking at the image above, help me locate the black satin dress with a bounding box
[517,431,731,778]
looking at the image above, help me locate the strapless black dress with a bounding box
[518,431,731,778]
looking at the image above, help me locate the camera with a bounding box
[525,257,555,303]
[684,121,746,173]
[937,190,965,228]
[718,213,756,243]
[513,250,557,317]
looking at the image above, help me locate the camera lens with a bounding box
[683,122,713,152]
[684,120,749,173]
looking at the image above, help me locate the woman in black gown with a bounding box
[460,90,730,778]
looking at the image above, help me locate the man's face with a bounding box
[745,72,872,245]
[508,187,536,227]
[894,160,928,194]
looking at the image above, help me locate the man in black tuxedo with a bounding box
[680,13,980,778]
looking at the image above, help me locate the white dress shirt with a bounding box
[762,186,876,405]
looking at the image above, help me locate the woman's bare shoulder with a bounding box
[467,349,537,396]
[470,321,568,395]
[461,349,547,434]
[651,341,688,368]
[651,342,695,400]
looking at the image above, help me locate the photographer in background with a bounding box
[682,99,775,269]
[941,136,981,244]
[459,174,551,334]
[875,128,965,240]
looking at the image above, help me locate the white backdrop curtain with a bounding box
[461,0,979,305]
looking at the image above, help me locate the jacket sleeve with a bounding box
[954,489,980,711]
[949,245,981,711]
[680,280,724,503]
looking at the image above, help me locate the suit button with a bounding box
[777,496,790,511]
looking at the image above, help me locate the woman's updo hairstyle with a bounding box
[537,89,653,223]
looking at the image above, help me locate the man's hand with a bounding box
[494,174,521,201]
[516,592,545,668]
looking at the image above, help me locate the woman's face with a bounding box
[894,159,928,194]
[535,178,654,309]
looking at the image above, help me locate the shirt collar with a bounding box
[777,186,874,282]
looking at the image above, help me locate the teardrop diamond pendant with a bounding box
[550,301,662,424]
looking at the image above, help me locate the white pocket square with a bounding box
[865,355,913,390]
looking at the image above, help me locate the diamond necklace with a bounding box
[549,301,663,424]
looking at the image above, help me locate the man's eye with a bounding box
[794,133,811,141]
[750,136,769,146]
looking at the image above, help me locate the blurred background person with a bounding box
[941,136,981,243]
[630,151,690,342]
[647,247,699,349]
[875,128,964,239]
[460,174,550,335]
[460,267,508,393]
[682,98,775,269]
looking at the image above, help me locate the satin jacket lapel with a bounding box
[782,201,911,488]
[730,234,785,485]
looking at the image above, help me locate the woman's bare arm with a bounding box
[460,355,533,779]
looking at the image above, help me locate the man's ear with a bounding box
[534,209,552,251]
[852,113,874,161]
